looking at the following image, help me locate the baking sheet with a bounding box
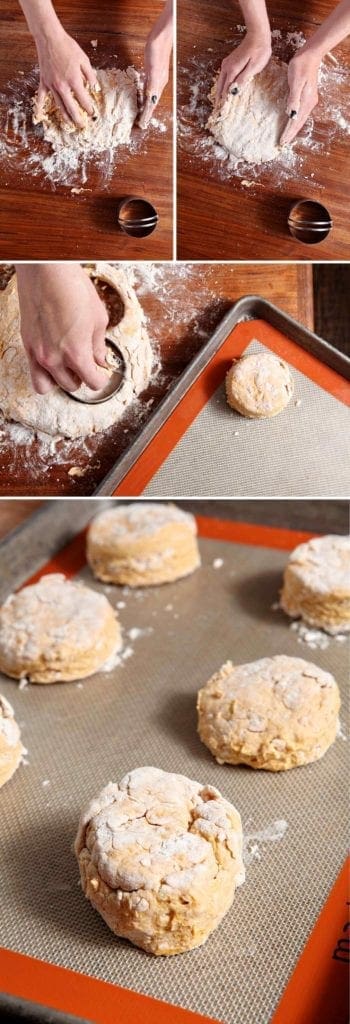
[0,512,348,1024]
[144,338,350,496]
[96,298,350,496]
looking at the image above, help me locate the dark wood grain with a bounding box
[314,264,350,355]
[177,0,350,260]
[0,1,173,259]
[0,262,313,497]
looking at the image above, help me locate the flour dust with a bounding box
[0,62,169,189]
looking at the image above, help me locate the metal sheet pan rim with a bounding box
[94,296,350,496]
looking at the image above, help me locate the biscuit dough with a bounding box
[281,535,350,635]
[197,655,340,771]
[207,59,289,166]
[33,68,139,155]
[87,503,201,587]
[0,695,24,788]
[0,263,153,439]
[0,574,122,683]
[225,352,294,418]
[75,766,245,955]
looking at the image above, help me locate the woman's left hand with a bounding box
[280,48,320,145]
[139,0,173,129]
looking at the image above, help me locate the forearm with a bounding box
[17,0,61,42]
[303,0,350,60]
[237,0,270,38]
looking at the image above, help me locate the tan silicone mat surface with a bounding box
[0,531,348,1024]
[143,341,350,497]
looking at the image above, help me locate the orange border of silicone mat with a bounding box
[113,319,350,496]
[1,517,348,1024]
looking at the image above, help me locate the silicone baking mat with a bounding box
[110,319,350,497]
[0,513,348,1024]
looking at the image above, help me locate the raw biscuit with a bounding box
[197,655,340,771]
[75,766,245,955]
[225,351,294,418]
[0,574,122,684]
[0,695,24,788]
[87,502,200,587]
[280,534,350,635]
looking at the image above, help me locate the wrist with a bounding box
[31,11,63,46]
[293,39,324,65]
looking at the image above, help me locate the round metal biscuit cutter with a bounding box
[288,199,333,244]
[117,195,158,237]
[65,339,126,405]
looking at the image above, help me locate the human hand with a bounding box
[35,25,97,127]
[280,48,320,145]
[215,30,272,108]
[15,264,110,395]
[139,0,173,129]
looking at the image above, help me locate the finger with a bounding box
[27,354,55,395]
[51,87,72,125]
[92,328,107,368]
[214,67,227,108]
[36,81,48,116]
[285,77,305,119]
[59,86,86,128]
[72,76,95,117]
[65,351,109,391]
[45,362,81,393]
[280,87,313,144]
[82,59,98,90]
[139,79,161,129]
[233,59,255,89]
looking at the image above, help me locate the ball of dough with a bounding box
[197,655,340,771]
[280,535,350,635]
[75,766,245,955]
[225,352,294,418]
[0,574,122,684]
[0,695,24,788]
[87,503,201,587]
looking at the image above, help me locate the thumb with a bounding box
[139,75,161,129]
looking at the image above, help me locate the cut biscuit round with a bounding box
[75,766,245,955]
[280,534,350,635]
[87,502,200,587]
[0,574,122,683]
[225,352,294,418]
[197,655,340,771]
[0,695,24,788]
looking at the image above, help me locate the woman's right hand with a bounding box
[215,30,272,108]
[35,25,97,127]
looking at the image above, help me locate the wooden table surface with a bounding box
[0,262,313,497]
[177,0,350,260]
[0,1,173,260]
[0,497,348,545]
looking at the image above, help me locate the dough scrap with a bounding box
[225,351,293,418]
[0,263,153,439]
[33,68,139,155]
[0,695,24,788]
[281,535,350,635]
[207,59,289,166]
[87,502,201,587]
[75,766,245,955]
[197,655,340,771]
[0,574,122,683]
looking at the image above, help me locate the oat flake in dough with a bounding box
[0,263,153,439]
[207,59,289,166]
[33,68,139,156]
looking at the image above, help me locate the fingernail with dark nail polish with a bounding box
[231,86,239,95]
[151,95,157,104]
[290,109,297,119]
